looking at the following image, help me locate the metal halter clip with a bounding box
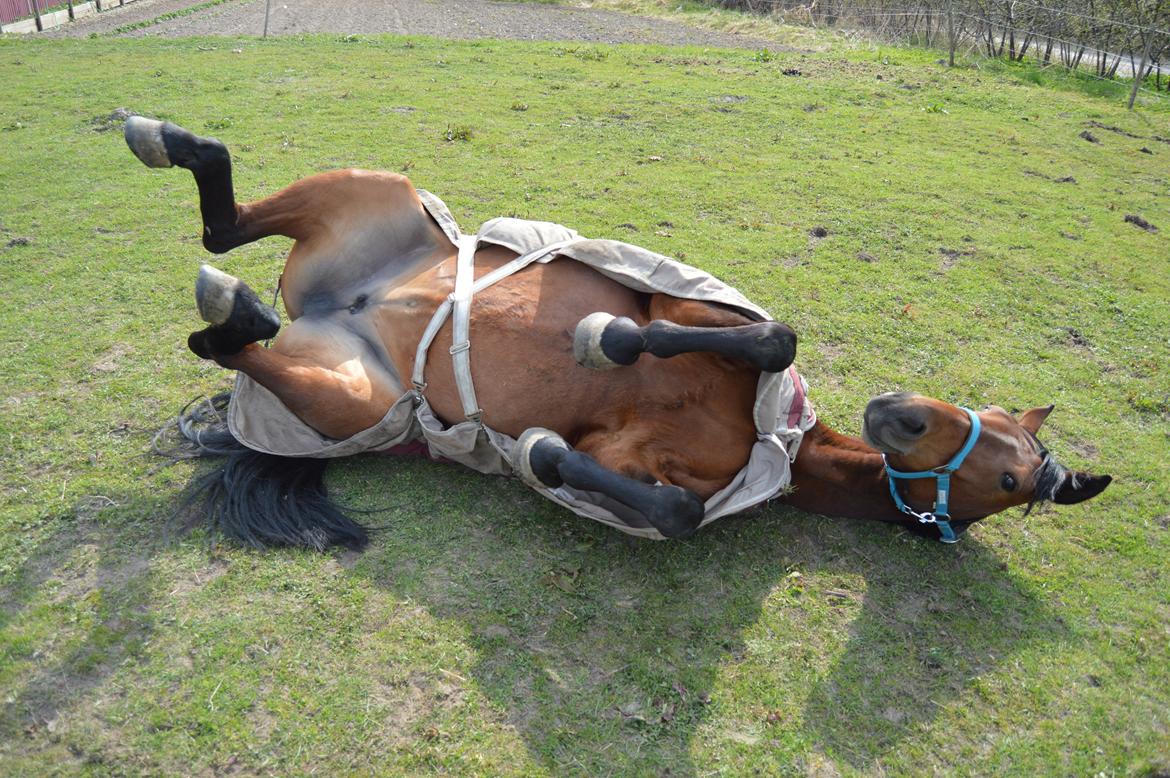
[882,407,981,545]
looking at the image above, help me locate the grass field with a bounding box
[0,27,1168,777]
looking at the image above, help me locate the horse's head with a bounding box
[862,392,1112,539]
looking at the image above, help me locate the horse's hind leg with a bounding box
[512,428,705,539]
[573,297,796,373]
[125,116,326,252]
[187,265,280,358]
[186,265,398,438]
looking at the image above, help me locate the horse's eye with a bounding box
[1001,473,1017,492]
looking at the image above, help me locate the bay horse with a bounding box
[125,117,1111,550]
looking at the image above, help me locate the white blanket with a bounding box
[227,191,816,538]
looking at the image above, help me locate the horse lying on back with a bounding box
[125,117,1111,550]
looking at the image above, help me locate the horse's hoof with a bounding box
[196,264,279,336]
[196,264,242,325]
[124,116,173,168]
[512,427,569,489]
[189,265,279,357]
[573,312,623,370]
[646,486,705,539]
[755,321,798,374]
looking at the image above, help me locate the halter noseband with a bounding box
[882,407,982,544]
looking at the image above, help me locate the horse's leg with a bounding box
[125,116,323,251]
[187,265,281,357]
[190,266,400,439]
[573,296,796,373]
[512,429,705,539]
[126,116,251,252]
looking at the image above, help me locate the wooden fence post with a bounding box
[947,0,956,67]
[67,0,74,21]
[28,0,43,32]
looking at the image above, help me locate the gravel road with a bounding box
[51,0,776,49]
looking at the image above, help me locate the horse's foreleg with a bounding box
[573,310,796,373]
[512,429,705,539]
[125,116,250,253]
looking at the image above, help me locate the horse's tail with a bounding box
[155,393,369,551]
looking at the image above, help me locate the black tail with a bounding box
[156,393,369,551]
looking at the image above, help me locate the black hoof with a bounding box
[188,268,280,359]
[755,322,798,373]
[646,486,705,539]
[598,316,645,366]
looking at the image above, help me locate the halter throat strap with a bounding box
[881,407,982,544]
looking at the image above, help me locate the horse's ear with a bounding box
[1053,472,1112,504]
[1019,404,1055,434]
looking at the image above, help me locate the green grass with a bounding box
[0,30,1168,777]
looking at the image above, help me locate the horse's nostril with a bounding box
[897,418,927,437]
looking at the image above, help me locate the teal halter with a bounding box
[882,407,982,544]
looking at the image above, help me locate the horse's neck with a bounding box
[785,421,907,523]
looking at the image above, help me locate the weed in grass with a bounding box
[444,124,474,142]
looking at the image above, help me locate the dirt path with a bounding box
[50,0,777,49]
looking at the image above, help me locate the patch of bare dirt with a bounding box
[50,0,780,50]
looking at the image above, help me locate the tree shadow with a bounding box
[0,504,161,744]
[341,461,1069,775]
[798,531,1069,769]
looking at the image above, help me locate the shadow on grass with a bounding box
[341,462,1068,775]
[798,529,1068,769]
[0,508,160,743]
[0,462,1069,774]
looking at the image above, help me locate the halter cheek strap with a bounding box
[882,408,982,544]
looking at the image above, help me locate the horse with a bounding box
[124,117,1111,550]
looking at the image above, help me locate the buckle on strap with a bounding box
[449,341,471,356]
[882,407,981,544]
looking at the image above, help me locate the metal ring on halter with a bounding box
[881,407,982,544]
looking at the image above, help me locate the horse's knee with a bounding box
[752,321,798,374]
[645,485,705,539]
